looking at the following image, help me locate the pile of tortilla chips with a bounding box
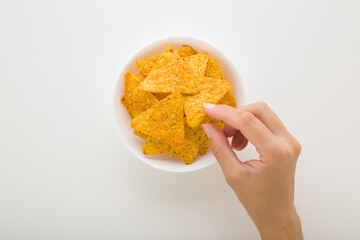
[121,45,236,165]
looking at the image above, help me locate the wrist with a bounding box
[256,207,303,240]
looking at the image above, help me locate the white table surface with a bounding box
[1,0,359,239]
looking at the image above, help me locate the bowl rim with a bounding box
[112,35,246,173]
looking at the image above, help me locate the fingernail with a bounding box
[234,143,243,151]
[203,103,216,109]
[202,124,212,138]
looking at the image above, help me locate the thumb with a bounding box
[202,123,244,177]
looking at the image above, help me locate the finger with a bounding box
[231,131,248,151]
[204,104,276,150]
[239,102,289,136]
[202,123,245,177]
[223,123,237,138]
[238,138,248,151]
[223,124,249,151]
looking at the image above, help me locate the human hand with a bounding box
[202,102,303,240]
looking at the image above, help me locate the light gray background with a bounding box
[1,0,359,239]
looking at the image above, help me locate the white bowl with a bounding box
[113,36,245,173]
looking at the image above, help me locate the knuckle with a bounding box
[271,138,302,160]
[238,111,256,125]
[255,101,269,110]
[273,140,293,159]
[293,140,302,154]
[278,147,293,159]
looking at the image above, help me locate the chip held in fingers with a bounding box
[121,45,237,165]
[183,77,231,127]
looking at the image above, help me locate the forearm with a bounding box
[257,209,303,240]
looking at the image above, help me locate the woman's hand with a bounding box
[202,102,303,240]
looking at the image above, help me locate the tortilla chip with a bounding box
[163,45,177,53]
[135,55,160,75]
[198,145,208,155]
[139,46,203,94]
[123,72,138,92]
[154,93,170,101]
[177,45,197,58]
[196,89,235,155]
[203,116,225,129]
[134,130,148,139]
[131,93,185,147]
[205,58,225,80]
[183,52,209,77]
[135,71,147,82]
[142,137,171,155]
[195,116,225,155]
[121,72,158,118]
[151,46,182,70]
[184,77,231,127]
[139,64,200,94]
[170,123,200,164]
[219,90,237,108]
[135,46,180,76]
[169,147,181,157]
[198,128,210,147]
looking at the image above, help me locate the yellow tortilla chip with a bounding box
[130,93,185,147]
[169,148,180,157]
[154,93,170,101]
[195,116,225,155]
[184,77,231,127]
[196,89,235,155]
[170,123,200,165]
[123,72,138,92]
[183,52,209,77]
[151,46,182,70]
[135,71,147,82]
[139,46,202,94]
[177,45,197,58]
[120,72,135,112]
[139,64,200,94]
[205,58,225,80]
[198,145,208,155]
[142,137,171,155]
[135,46,179,76]
[219,90,237,108]
[134,130,148,139]
[202,116,225,129]
[198,129,210,149]
[121,72,158,118]
[198,132,210,155]
[135,55,160,75]
[195,90,235,154]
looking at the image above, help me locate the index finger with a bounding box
[204,104,277,150]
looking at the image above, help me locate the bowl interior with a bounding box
[113,37,245,173]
